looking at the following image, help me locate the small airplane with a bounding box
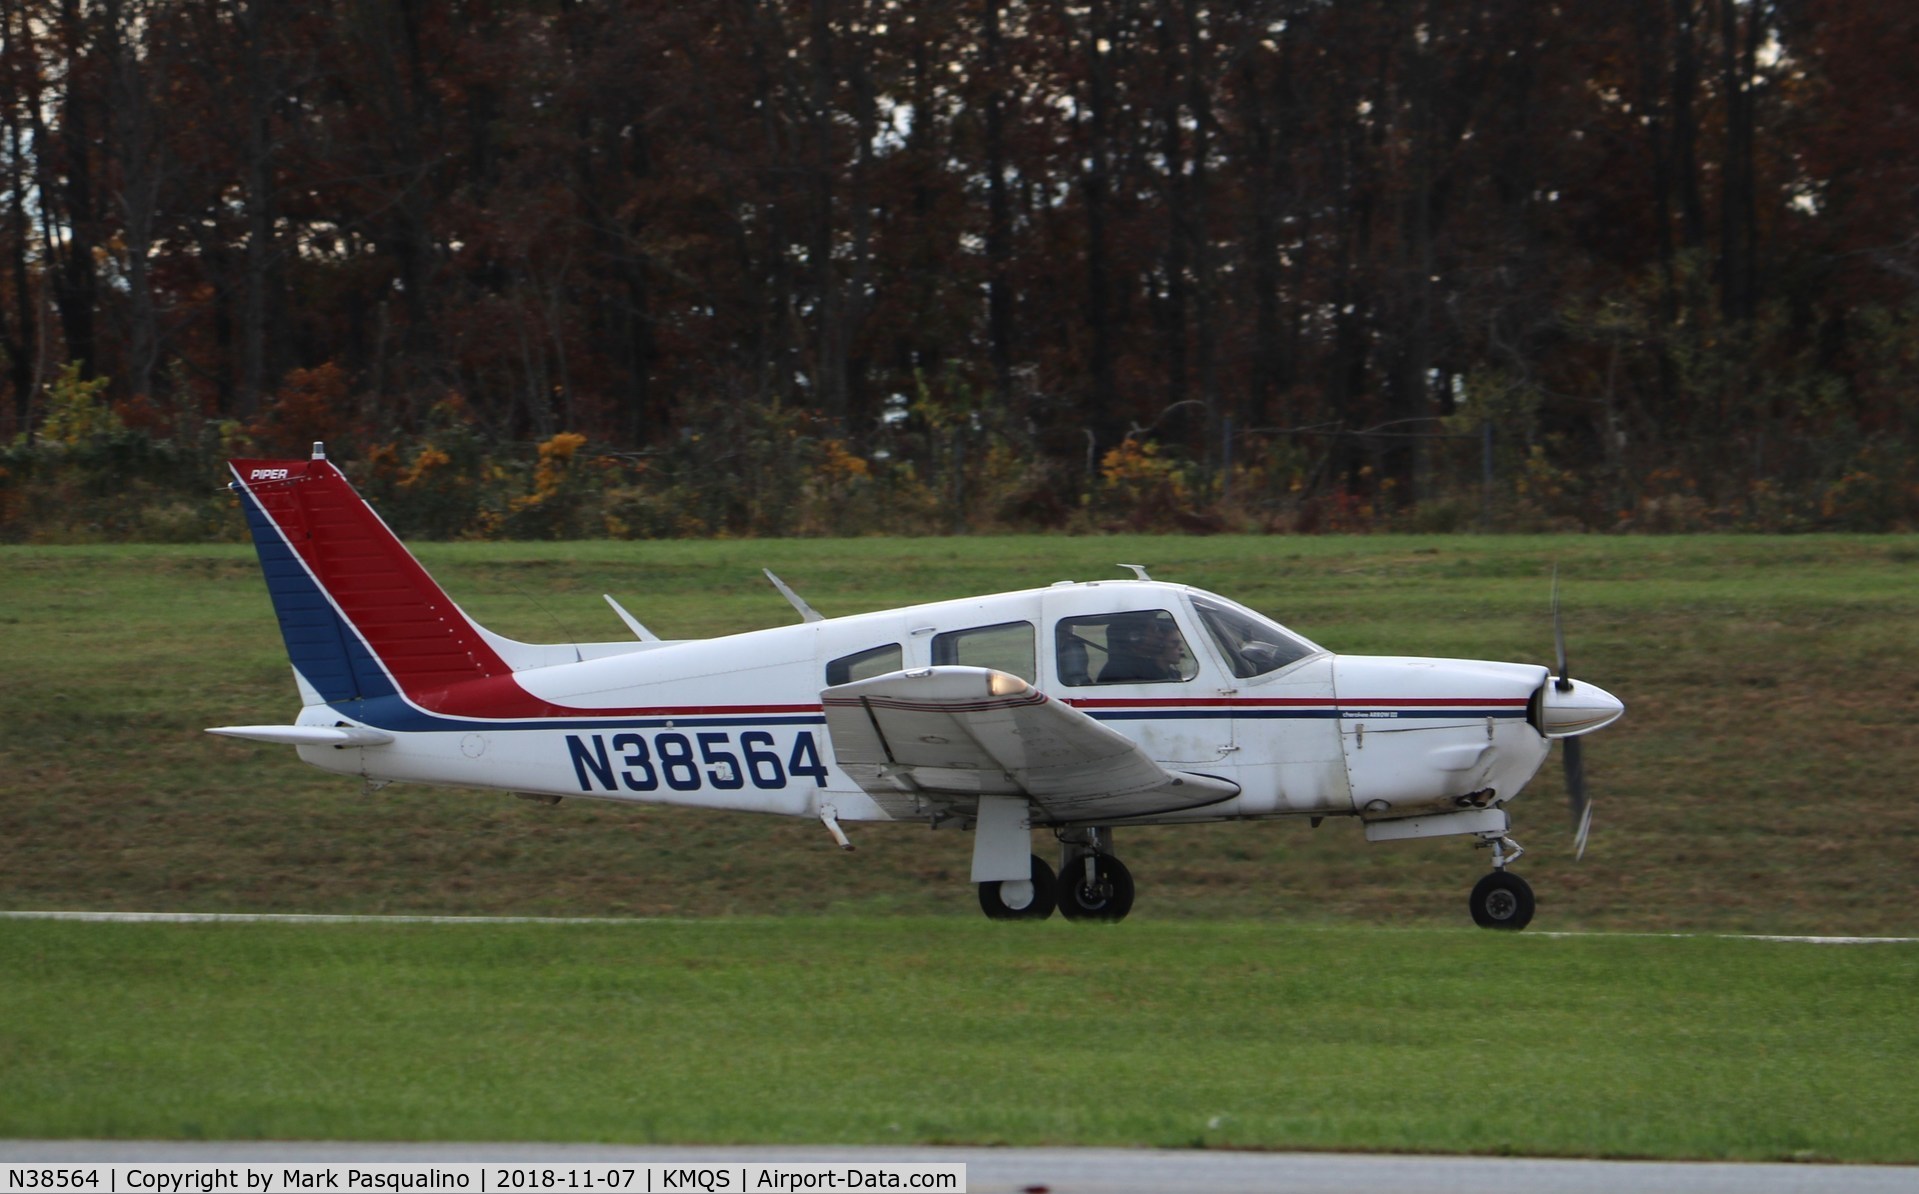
[210,444,1623,930]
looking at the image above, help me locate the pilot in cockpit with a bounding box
[1099,614,1188,683]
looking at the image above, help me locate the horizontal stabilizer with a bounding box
[206,724,394,747]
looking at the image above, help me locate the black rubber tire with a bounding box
[978,854,1058,921]
[1470,870,1536,931]
[1056,852,1136,923]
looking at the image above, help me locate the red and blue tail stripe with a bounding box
[230,456,512,708]
[231,456,825,734]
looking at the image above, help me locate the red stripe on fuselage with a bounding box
[1066,696,1529,710]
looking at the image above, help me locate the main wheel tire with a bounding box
[978,854,1058,921]
[1056,852,1136,922]
[1470,870,1536,931]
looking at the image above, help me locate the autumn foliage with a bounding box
[3,1,1917,540]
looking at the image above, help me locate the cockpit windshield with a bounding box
[1190,594,1322,679]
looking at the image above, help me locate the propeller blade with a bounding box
[1564,735,1592,859]
[1550,568,1602,858]
[1552,566,1571,692]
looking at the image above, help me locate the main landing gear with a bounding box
[977,853,1058,921]
[976,827,1136,923]
[1470,832,1536,930]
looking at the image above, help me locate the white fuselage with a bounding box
[291,580,1556,830]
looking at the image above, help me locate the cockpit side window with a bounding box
[826,643,902,686]
[1055,610,1198,686]
[1191,595,1318,679]
[931,621,1036,682]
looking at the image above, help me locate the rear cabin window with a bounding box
[1055,610,1198,686]
[826,643,903,686]
[931,621,1036,682]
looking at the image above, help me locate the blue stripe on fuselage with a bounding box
[332,694,829,735]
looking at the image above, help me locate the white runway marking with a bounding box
[0,910,663,925]
[4,910,1917,942]
[1535,929,1919,945]
[1726,935,1919,944]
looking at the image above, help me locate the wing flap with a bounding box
[821,667,1237,821]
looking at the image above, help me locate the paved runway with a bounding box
[4,1141,1916,1194]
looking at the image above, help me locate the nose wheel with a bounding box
[1468,831,1534,930]
[1469,869,1535,930]
[1052,826,1136,923]
[1057,852,1135,922]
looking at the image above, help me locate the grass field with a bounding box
[3,532,1918,1157]
[4,917,1916,1162]
[3,533,1916,931]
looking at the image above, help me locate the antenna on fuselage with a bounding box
[602,594,662,642]
[1118,563,1152,581]
[764,569,825,623]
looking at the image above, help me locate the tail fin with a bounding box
[229,447,510,708]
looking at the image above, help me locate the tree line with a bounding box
[3,0,1916,540]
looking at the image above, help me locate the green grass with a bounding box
[3,533,1918,1157]
[3,917,1914,1161]
[3,533,1917,932]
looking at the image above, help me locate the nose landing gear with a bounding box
[1058,851,1135,922]
[1470,832,1535,930]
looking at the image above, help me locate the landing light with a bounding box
[987,671,1030,697]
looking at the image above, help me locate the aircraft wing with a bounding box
[820,666,1238,822]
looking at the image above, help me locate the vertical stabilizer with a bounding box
[229,453,509,707]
